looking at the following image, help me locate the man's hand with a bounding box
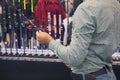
[36,31,53,46]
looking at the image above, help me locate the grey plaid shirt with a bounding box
[48,0,120,74]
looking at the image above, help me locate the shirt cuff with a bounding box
[48,39,60,52]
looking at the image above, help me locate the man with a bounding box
[36,0,120,80]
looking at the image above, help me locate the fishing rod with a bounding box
[2,0,8,54]
[18,3,24,55]
[40,0,52,56]
[0,4,2,53]
[30,0,35,50]
[22,0,34,55]
[34,1,42,51]
[47,0,52,36]
[63,0,69,46]
[37,0,46,56]
[52,0,57,39]
[25,0,36,56]
[13,9,19,55]
[8,2,13,54]
[22,0,29,55]
[12,0,20,55]
[58,0,64,44]
[36,0,48,55]
[41,0,47,50]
